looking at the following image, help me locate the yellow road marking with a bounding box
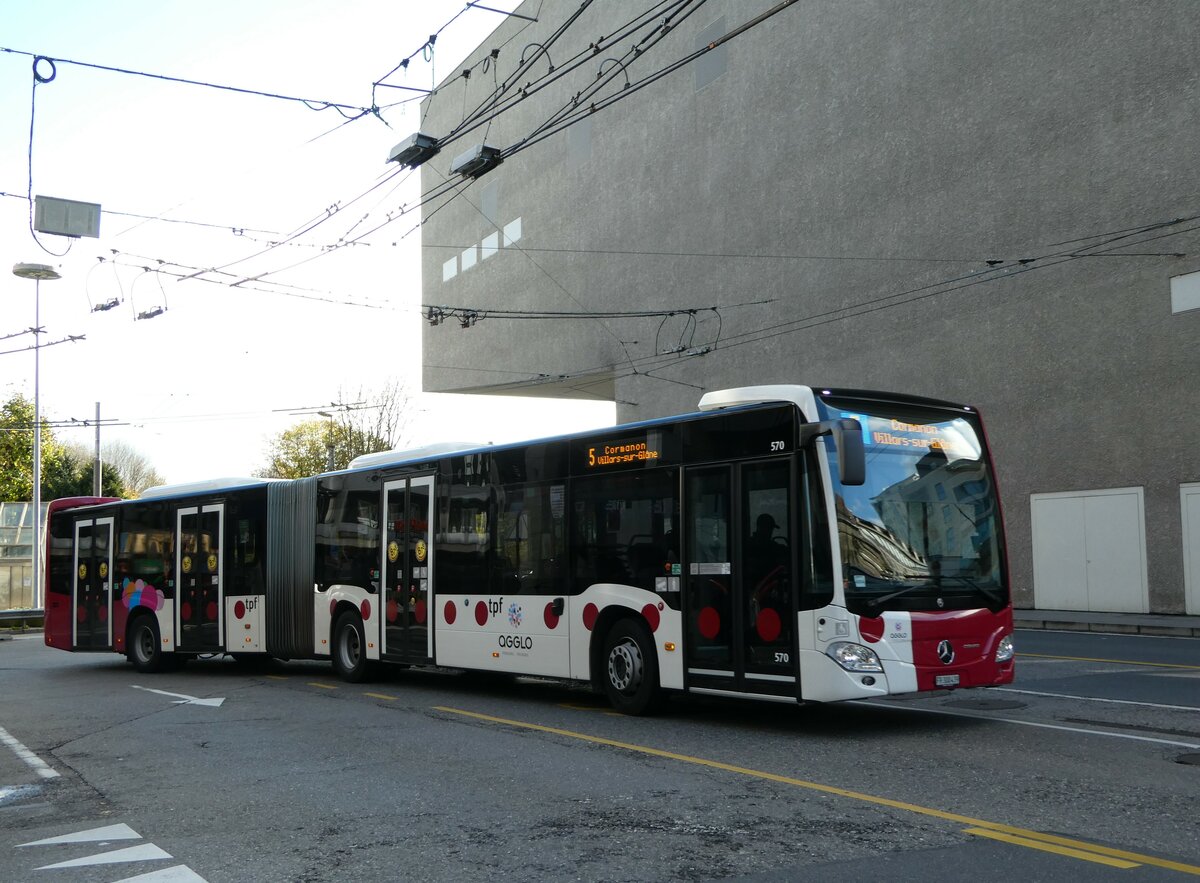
[963,828,1139,869]
[364,692,398,701]
[266,675,288,680]
[308,682,337,690]
[437,706,1200,876]
[1020,652,1200,671]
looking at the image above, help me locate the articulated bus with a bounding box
[44,385,1014,713]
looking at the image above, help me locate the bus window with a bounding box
[572,469,678,600]
[495,483,566,595]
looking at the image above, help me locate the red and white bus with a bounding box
[44,385,1014,713]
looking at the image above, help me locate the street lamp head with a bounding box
[13,263,62,281]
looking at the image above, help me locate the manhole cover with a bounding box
[943,699,1027,711]
[1176,754,1200,766]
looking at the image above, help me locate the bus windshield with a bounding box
[817,395,1006,615]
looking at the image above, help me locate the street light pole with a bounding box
[317,410,336,471]
[12,263,61,611]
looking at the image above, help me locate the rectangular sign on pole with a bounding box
[34,195,101,238]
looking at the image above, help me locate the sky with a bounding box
[0,0,615,485]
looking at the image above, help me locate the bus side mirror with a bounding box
[801,418,866,486]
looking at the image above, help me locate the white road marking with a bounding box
[18,823,142,847]
[0,784,43,805]
[113,865,210,882]
[862,702,1200,749]
[994,686,1200,712]
[35,843,172,870]
[0,725,59,779]
[131,686,225,707]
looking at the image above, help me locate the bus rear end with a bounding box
[814,389,1014,698]
[44,496,121,652]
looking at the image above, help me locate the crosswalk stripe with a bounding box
[35,843,172,870]
[112,865,210,882]
[18,823,141,847]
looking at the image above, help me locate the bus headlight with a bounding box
[995,634,1014,663]
[826,642,883,673]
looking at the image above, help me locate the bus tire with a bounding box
[332,611,371,683]
[602,618,661,715]
[128,614,166,674]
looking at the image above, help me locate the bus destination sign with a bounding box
[587,438,661,469]
[840,412,980,459]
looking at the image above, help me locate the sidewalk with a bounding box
[1014,608,1200,638]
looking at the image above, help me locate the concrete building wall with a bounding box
[418,0,1200,612]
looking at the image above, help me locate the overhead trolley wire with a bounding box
[0,46,375,118]
[460,213,1199,393]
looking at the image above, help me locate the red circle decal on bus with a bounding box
[698,606,720,640]
[444,600,457,625]
[641,604,660,633]
[98,607,108,623]
[360,599,372,621]
[386,599,399,623]
[206,601,218,621]
[76,606,86,623]
[756,608,781,643]
[582,603,599,631]
[234,600,246,619]
[858,615,884,643]
[475,601,488,626]
[181,602,192,621]
[544,603,559,630]
[414,599,427,624]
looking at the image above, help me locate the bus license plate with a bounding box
[935,674,960,687]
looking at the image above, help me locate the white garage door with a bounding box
[1030,487,1148,613]
[1183,484,1200,615]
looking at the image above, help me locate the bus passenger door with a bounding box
[72,517,114,649]
[177,505,224,652]
[382,476,435,663]
[683,460,798,698]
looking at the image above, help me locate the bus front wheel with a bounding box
[602,618,661,715]
[332,611,371,682]
[128,614,166,674]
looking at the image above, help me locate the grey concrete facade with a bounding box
[417,1,1200,613]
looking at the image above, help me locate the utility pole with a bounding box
[93,402,102,495]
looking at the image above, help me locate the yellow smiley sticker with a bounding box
[182,555,192,574]
[99,562,108,579]
[78,563,87,580]
[415,539,427,563]
[207,553,218,572]
[387,541,399,563]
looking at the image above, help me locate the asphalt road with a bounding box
[1,629,1197,882]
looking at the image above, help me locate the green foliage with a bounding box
[258,420,391,479]
[1,394,130,500]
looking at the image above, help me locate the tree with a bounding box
[46,444,125,499]
[0,393,75,500]
[57,441,139,499]
[257,380,415,479]
[258,420,391,479]
[101,439,166,496]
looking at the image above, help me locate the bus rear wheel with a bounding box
[602,618,661,715]
[128,614,166,673]
[332,611,371,682]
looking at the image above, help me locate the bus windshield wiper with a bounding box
[864,582,931,610]
[938,575,1005,606]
